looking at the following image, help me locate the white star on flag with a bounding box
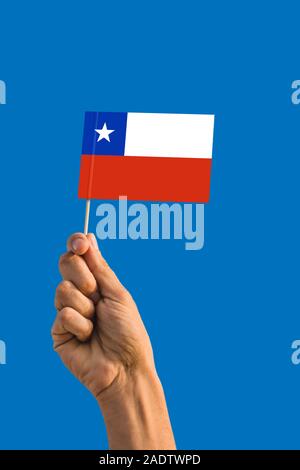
[95,122,115,142]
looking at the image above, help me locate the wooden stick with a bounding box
[84,199,91,235]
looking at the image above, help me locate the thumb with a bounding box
[72,233,127,301]
[67,232,90,255]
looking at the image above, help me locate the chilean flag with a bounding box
[78,111,214,203]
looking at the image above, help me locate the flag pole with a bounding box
[84,199,91,235]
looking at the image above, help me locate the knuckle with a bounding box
[81,278,97,296]
[84,321,93,336]
[58,252,71,270]
[70,253,81,268]
[59,252,80,271]
[56,280,73,298]
[78,321,93,342]
[116,286,131,303]
[50,325,56,339]
[60,307,73,324]
[83,301,95,318]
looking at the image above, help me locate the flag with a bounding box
[78,111,214,203]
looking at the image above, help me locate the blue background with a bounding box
[0,1,299,450]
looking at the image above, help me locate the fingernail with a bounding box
[72,238,82,252]
[90,234,98,250]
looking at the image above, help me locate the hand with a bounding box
[52,233,176,449]
[52,232,154,399]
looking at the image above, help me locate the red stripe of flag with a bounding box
[78,155,212,203]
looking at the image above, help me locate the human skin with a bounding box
[52,233,176,450]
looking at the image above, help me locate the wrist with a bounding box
[97,365,159,408]
[97,366,176,450]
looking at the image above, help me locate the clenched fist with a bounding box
[52,233,175,450]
